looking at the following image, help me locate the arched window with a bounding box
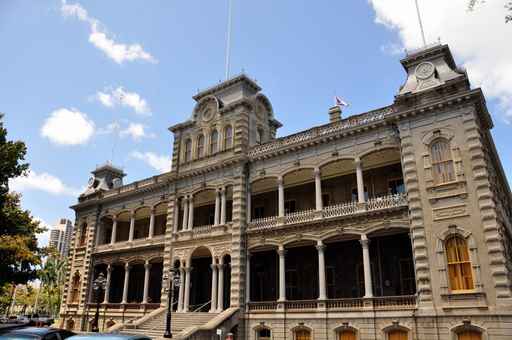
[445,235,474,291]
[458,330,482,340]
[79,223,87,246]
[257,328,271,340]
[431,139,455,184]
[295,329,311,340]
[338,330,356,340]
[184,139,192,162]
[210,129,219,154]
[224,125,233,150]
[388,330,408,340]
[70,273,80,303]
[197,134,205,158]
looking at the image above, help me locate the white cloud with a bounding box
[130,151,171,173]
[96,87,151,115]
[10,170,82,197]
[368,0,512,122]
[61,1,157,64]
[120,123,155,140]
[34,217,51,248]
[41,108,95,145]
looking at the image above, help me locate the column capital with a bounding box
[355,157,362,165]
[216,263,224,270]
[314,167,321,176]
[125,263,131,270]
[277,176,284,185]
[210,264,217,270]
[360,234,370,247]
[107,264,113,272]
[112,215,118,222]
[246,252,251,260]
[144,261,152,270]
[185,267,192,273]
[316,244,326,252]
[277,248,287,257]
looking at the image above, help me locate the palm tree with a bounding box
[38,255,67,318]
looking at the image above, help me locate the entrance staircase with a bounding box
[115,307,239,339]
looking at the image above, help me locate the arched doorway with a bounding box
[189,247,213,311]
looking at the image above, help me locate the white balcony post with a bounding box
[355,157,365,204]
[173,199,179,234]
[317,241,327,300]
[214,189,220,226]
[103,264,112,304]
[182,197,189,231]
[247,184,252,223]
[209,260,218,313]
[245,253,251,303]
[143,261,151,304]
[278,246,286,302]
[148,208,155,239]
[121,263,131,304]
[128,212,135,242]
[220,187,226,225]
[183,267,191,312]
[110,217,117,244]
[217,260,224,312]
[360,234,373,298]
[188,194,194,230]
[314,167,323,211]
[278,177,285,218]
[177,266,185,312]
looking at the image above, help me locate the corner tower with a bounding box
[169,74,282,174]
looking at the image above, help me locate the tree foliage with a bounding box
[38,254,67,317]
[0,114,44,287]
[468,0,512,22]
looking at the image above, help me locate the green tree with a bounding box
[0,113,44,287]
[468,0,512,22]
[38,255,67,317]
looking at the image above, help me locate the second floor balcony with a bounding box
[248,148,408,230]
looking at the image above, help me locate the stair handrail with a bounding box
[178,307,239,339]
[190,300,211,313]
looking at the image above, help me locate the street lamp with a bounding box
[163,268,181,338]
[91,272,107,333]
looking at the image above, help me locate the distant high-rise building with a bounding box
[49,218,73,257]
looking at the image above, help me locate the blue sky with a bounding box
[2,1,511,246]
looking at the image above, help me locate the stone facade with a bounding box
[61,44,512,340]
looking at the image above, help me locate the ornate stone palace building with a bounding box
[61,44,512,340]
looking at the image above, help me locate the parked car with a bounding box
[68,334,151,340]
[0,326,75,340]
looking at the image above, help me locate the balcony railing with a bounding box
[247,295,416,312]
[248,193,408,230]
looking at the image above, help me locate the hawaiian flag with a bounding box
[334,96,349,108]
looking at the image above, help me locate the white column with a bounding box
[110,218,117,244]
[148,209,155,239]
[217,262,224,312]
[360,234,373,298]
[355,157,365,203]
[314,167,323,211]
[214,190,220,226]
[173,199,179,234]
[317,241,327,300]
[245,253,251,303]
[183,267,191,312]
[209,261,218,313]
[182,197,189,231]
[121,263,131,304]
[177,266,185,312]
[278,247,286,302]
[128,212,135,242]
[103,264,112,304]
[220,188,226,224]
[247,184,252,223]
[188,195,194,230]
[278,177,285,218]
[143,261,151,304]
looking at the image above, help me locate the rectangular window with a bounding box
[388,178,405,195]
[284,200,296,214]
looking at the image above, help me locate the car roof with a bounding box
[3,327,60,336]
[68,334,151,340]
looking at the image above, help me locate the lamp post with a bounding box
[163,268,180,338]
[91,272,106,332]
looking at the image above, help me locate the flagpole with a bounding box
[225,0,233,80]
[414,0,427,47]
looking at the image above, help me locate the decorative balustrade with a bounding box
[326,298,364,310]
[248,295,416,313]
[248,216,279,230]
[193,224,213,234]
[248,106,395,157]
[248,193,408,231]
[285,209,316,224]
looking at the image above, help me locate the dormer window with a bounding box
[210,129,219,154]
[224,125,233,150]
[184,139,192,162]
[197,134,205,158]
